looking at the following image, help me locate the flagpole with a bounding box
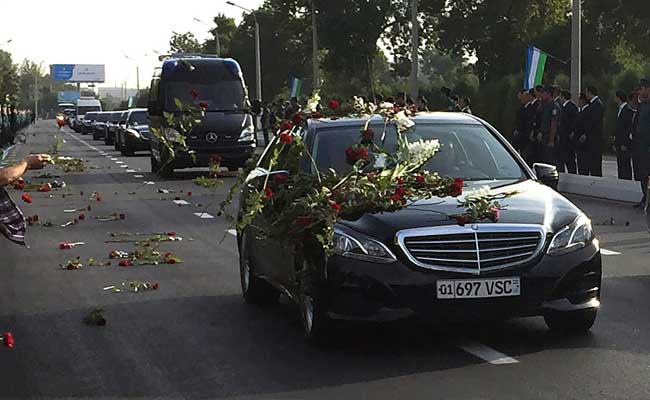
[571,0,582,102]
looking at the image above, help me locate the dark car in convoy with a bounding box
[238,113,601,341]
[148,54,255,177]
[104,111,122,145]
[92,112,110,140]
[81,112,99,135]
[117,108,150,156]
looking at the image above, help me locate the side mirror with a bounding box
[533,163,559,190]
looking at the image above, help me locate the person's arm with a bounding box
[0,154,51,187]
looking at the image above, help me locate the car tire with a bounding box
[93,132,100,141]
[299,262,332,344]
[150,153,160,174]
[158,147,175,179]
[239,229,279,305]
[121,144,134,157]
[544,308,597,333]
[115,133,122,151]
[104,133,113,146]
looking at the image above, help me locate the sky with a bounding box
[0,0,264,90]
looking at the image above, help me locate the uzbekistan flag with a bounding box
[524,46,548,90]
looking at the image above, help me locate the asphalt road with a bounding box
[1,120,649,399]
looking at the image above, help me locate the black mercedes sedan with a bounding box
[238,113,601,342]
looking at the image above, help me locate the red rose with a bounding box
[450,177,464,197]
[59,242,71,250]
[345,146,370,165]
[175,196,181,201]
[416,175,425,184]
[32,215,39,222]
[396,177,405,186]
[119,213,126,220]
[164,252,172,258]
[187,192,192,196]
[489,207,501,223]
[2,332,14,349]
[96,196,102,202]
[279,131,293,145]
[328,99,339,110]
[38,184,51,193]
[395,186,407,197]
[21,193,32,204]
[391,193,406,204]
[361,128,374,144]
[199,101,209,109]
[153,283,160,290]
[291,112,303,126]
[78,213,85,220]
[190,90,199,99]
[167,231,177,237]
[118,260,132,267]
[167,258,176,265]
[310,112,323,119]
[330,202,341,213]
[296,215,312,227]
[264,187,273,199]
[13,182,24,190]
[280,120,293,131]
[272,173,289,184]
[456,214,469,226]
[210,154,222,165]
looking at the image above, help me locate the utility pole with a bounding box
[34,70,38,118]
[136,64,140,92]
[409,0,419,101]
[226,1,262,101]
[571,0,581,102]
[311,0,319,90]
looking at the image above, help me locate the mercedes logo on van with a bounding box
[205,132,218,143]
[471,224,479,231]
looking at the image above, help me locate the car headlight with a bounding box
[238,116,256,142]
[334,228,397,264]
[548,214,594,255]
[126,129,141,138]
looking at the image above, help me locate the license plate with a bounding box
[436,277,521,299]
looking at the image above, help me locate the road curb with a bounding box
[558,172,642,203]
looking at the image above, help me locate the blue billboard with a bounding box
[51,64,105,82]
[57,91,81,103]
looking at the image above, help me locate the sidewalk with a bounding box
[558,155,644,203]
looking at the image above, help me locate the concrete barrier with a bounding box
[558,172,643,203]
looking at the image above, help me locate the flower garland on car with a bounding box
[220,93,513,274]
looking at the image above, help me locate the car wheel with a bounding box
[544,308,597,333]
[158,147,175,179]
[239,229,279,305]
[121,144,134,157]
[104,134,113,146]
[299,264,332,344]
[150,152,160,174]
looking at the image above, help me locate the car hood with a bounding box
[191,111,248,137]
[338,180,582,243]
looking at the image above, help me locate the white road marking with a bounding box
[134,175,144,178]
[194,212,214,219]
[126,169,136,173]
[173,200,191,206]
[115,160,124,164]
[227,229,237,236]
[120,165,128,168]
[601,248,621,256]
[458,340,518,365]
[110,158,118,161]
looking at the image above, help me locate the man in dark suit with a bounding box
[558,90,578,173]
[614,91,635,180]
[632,79,650,207]
[578,86,604,176]
[512,90,529,154]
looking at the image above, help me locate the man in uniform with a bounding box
[632,79,650,208]
[579,86,605,176]
[558,90,578,173]
[512,90,528,155]
[538,86,561,166]
[614,90,635,180]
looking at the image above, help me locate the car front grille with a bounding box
[396,224,546,274]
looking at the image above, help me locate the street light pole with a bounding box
[311,0,319,90]
[193,17,221,56]
[409,0,419,101]
[226,1,262,101]
[124,55,140,92]
[34,68,38,119]
[571,0,581,102]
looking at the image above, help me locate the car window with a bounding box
[312,123,525,181]
[128,111,148,126]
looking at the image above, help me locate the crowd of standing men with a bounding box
[512,79,650,206]
[0,105,34,150]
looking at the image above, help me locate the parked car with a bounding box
[238,113,601,342]
[81,112,99,135]
[92,112,111,140]
[115,111,129,151]
[117,108,150,156]
[148,55,255,177]
[104,111,122,145]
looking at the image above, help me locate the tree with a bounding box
[202,14,238,56]
[169,32,202,54]
[0,50,18,103]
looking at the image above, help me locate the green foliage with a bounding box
[169,32,202,54]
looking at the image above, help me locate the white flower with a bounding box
[379,102,394,110]
[306,92,321,113]
[373,153,387,168]
[463,186,492,201]
[395,111,415,133]
[407,139,440,164]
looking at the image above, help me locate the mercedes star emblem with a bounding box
[205,132,218,143]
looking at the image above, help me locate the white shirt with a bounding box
[590,96,600,104]
[617,102,627,118]
[562,100,571,108]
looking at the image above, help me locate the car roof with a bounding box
[308,112,483,130]
[128,108,147,113]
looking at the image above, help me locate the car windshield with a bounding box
[128,111,148,126]
[311,122,526,181]
[78,106,101,115]
[161,62,245,112]
[84,113,97,120]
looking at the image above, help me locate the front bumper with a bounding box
[123,132,151,152]
[153,141,256,169]
[325,240,601,322]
